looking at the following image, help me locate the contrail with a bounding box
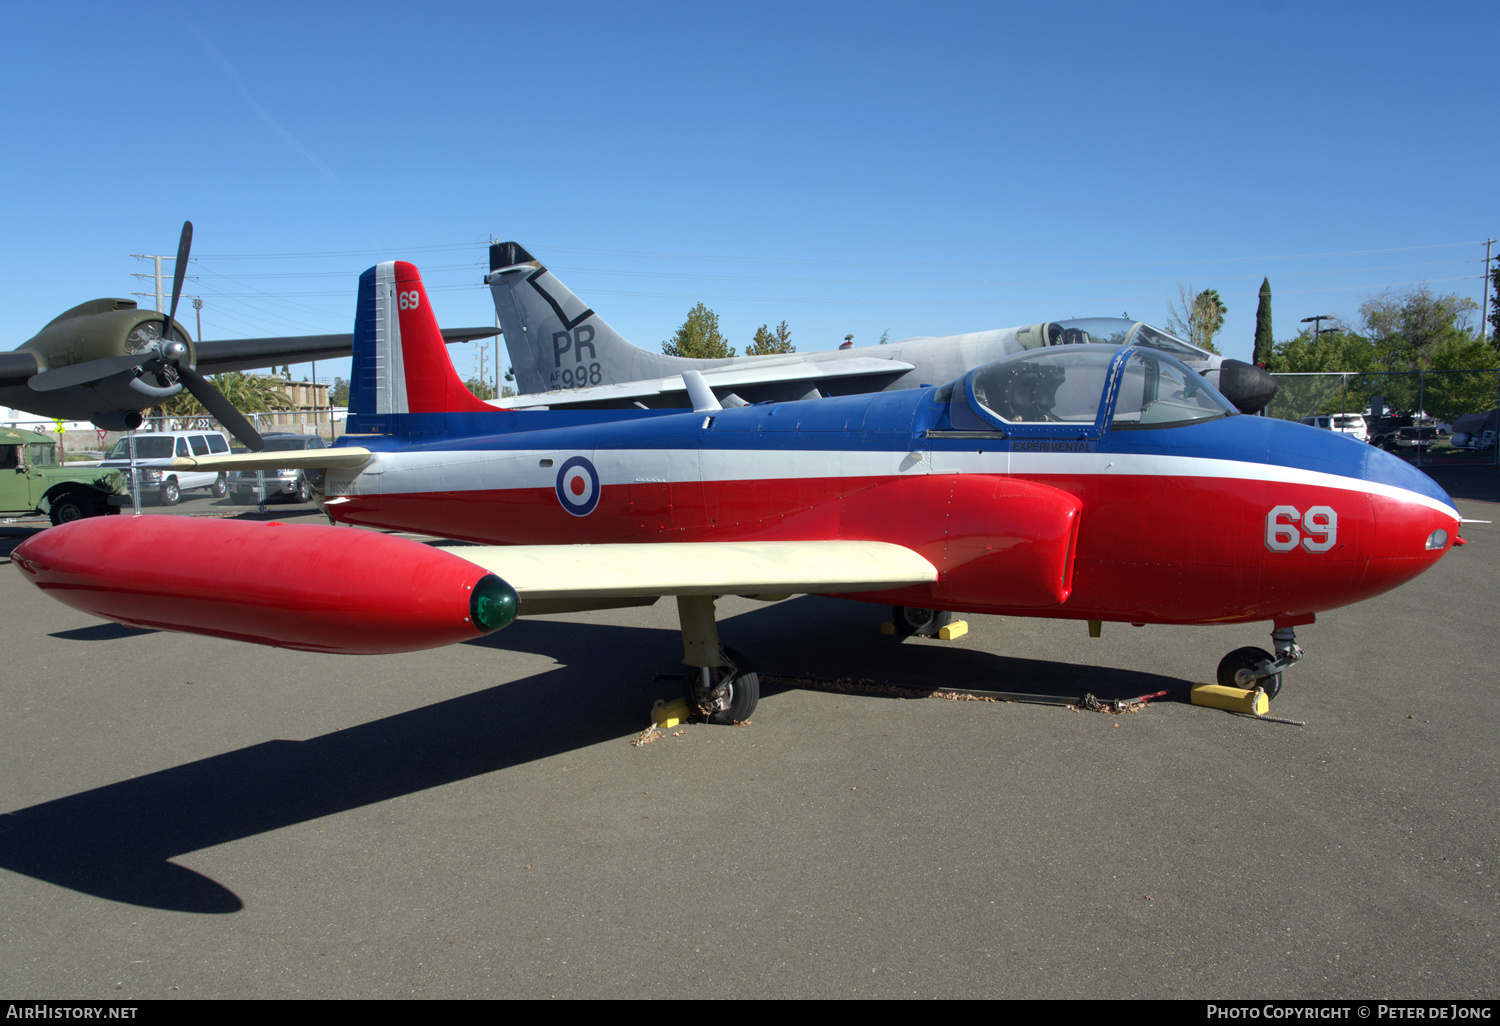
[187,24,337,183]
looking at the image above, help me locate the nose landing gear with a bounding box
[1216,625,1305,701]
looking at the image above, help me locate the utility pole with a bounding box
[130,254,167,311]
[130,253,194,322]
[192,297,203,341]
[489,234,501,398]
[1482,238,1495,343]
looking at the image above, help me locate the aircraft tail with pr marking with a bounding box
[487,242,735,396]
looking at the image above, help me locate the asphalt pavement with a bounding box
[1,483,1497,999]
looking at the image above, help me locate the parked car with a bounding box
[1395,426,1445,449]
[1299,413,1370,443]
[0,427,127,525]
[229,432,326,504]
[97,430,230,504]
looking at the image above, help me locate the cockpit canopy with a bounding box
[957,343,1237,433]
[1013,317,1216,366]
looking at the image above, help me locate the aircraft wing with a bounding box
[448,540,938,601]
[497,356,914,409]
[194,327,497,375]
[170,448,374,472]
[12,519,937,656]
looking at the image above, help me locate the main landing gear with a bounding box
[1216,625,1304,701]
[676,596,760,724]
[892,606,955,638]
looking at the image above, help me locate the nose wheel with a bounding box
[1216,626,1304,701]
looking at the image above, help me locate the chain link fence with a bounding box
[1267,369,1500,465]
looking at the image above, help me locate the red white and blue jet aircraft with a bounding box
[13,261,1464,723]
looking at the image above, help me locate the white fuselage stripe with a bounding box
[329,447,1459,522]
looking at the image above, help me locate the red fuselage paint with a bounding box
[325,460,1454,627]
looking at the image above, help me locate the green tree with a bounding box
[1263,329,1383,420]
[1488,260,1500,353]
[1359,285,1477,371]
[747,320,794,355]
[331,377,350,407]
[1262,286,1494,421]
[663,303,735,359]
[1252,278,1273,366]
[1420,334,1500,422]
[465,376,498,400]
[159,372,293,418]
[1165,284,1226,354]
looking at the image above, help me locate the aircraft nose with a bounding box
[1361,443,1460,560]
[1362,443,1457,515]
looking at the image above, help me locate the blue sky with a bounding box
[3,1,1495,389]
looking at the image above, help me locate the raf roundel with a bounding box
[555,455,600,517]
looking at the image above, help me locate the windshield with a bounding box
[107,437,175,459]
[1110,349,1237,430]
[969,346,1116,425]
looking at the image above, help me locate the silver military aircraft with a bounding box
[485,242,1276,414]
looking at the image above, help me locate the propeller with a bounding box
[28,221,264,451]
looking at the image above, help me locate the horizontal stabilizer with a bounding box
[499,356,914,409]
[171,447,373,472]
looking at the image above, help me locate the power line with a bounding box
[191,239,1486,270]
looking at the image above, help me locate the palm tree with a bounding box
[1166,284,1227,354]
[152,372,293,427]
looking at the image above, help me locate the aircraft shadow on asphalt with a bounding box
[49,622,158,641]
[1,597,1189,916]
[471,594,1191,706]
[0,624,675,916]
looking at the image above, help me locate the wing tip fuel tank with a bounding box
[12,518,517,654]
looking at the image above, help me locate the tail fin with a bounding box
[487,242,720,394]
[348,261,496,434]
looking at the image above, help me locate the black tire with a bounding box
[1217,646,1281,700]
[48,494,91,527]
[683,647,759,724]
[892,605,955,638]
[159,478,180,506]
[295,476,312,503]
[211,473,228,498]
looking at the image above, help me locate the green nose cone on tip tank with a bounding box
[469,574,520,633]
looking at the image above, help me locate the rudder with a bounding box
[349,261,494,432]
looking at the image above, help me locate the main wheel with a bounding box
[683,647,759,724]
[159,478,180,506]
[1217,646,1282,700]
[211,473,228,498]
[892,606,954,638]
[48,494,90,526]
